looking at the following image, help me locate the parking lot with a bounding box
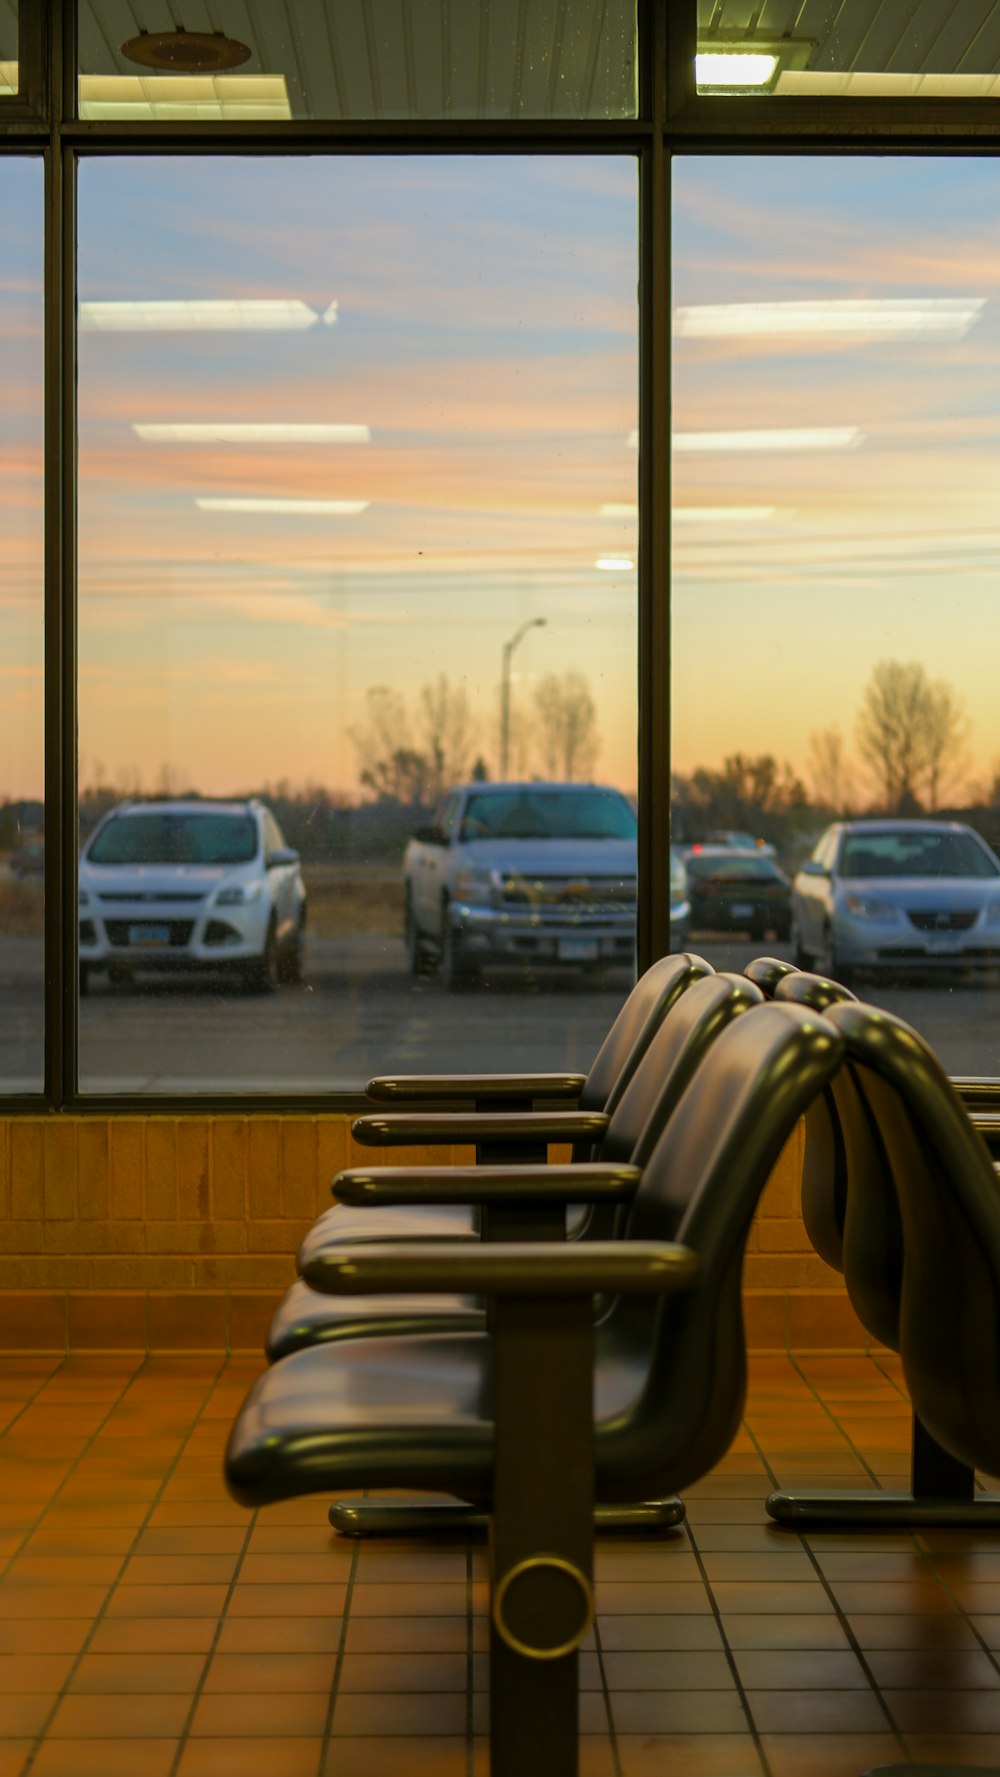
[5,928,1000,1093]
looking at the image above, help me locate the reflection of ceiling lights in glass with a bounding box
[133,424,371,443]
[0,61,16,96]
[674,428,863,452]
[695,52,779,91]
[121,29,251,72]
[675,299,986,339]
[599,503,638,518]
[81,301,324,331]
[595,557,634,571]
[778,70,1000,97]
[78,74,290,120]
[673,507,779,521]
[196,498,370,514]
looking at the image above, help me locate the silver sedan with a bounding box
[791,818,1000,985]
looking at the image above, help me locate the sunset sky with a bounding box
[4,152,1000,805]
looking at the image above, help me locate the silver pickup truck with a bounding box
[402,781,637,989]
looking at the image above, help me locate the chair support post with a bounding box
[912,1414,975,1500]
[489,1292,595,1777]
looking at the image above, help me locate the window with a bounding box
[76,153,638,1092]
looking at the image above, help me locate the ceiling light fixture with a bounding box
[79,74,290,120]
[675,298,986,340]
[695,51,779,91]
[673,427,863,452]
[595,557,634,571]
[133,423,371,444]
[81,300,321,332]
[121,28,251,73]
[196,498,370,514]
[673,507,779,521]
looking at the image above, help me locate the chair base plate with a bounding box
[767,1488,1000,1528]
[328,1495,686,1537]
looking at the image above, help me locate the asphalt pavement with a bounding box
[4,933,1000,1094]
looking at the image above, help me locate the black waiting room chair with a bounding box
[766,984,1000,1529]
[225,997,845,1777]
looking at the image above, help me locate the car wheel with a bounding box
[404,894,433,977]
[246,918,279,993]
[817,926,854,988]
[790,915,813,969]
[108,963,134,988]
[440,912,477,992]
[277,913,305,985]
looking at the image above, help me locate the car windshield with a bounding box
[686,854,779,880]
[87,812,258,866]
[459,789,636,841]
[839,830,1000,880]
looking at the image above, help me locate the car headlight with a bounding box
[215,882,262,906]
[453,868,497,906]
[984,900,1000,927]
[842,893,902,923]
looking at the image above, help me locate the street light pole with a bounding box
[499,617,546,779]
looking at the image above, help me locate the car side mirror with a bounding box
[267,846,299,867]
[413,825,447,846]
[800,859,829,878]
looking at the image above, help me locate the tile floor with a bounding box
[2,1348,1000,1776]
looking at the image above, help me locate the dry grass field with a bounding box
[0,861,403,941]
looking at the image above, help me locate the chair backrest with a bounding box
[744,955,798,997]
[595,1001,844,1496]
[825,1000,1000,1476]
[580,952,713,1115]
[600,972,765,1167]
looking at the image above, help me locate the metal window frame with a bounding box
[2,1,1000,1112]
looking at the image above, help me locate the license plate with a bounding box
[730,902,754,919]
[129,923,171,947]
[558,937,599,962]
[927,931,961,952]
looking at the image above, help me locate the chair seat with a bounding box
[226,1329,649,1507]
[266,1275,485,1361]
[298,1202,480,1267]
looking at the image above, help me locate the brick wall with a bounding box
[0,1114,867,1353]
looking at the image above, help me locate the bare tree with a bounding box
[532,672,600,780]
[807,725,854,815]
[855,660,968,813]
[417,675,478,803]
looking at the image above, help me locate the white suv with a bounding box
[78,798,306,994]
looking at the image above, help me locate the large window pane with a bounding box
[696,1,1000,98]
[78,1,637,121]
[0,156,43,1093]
[77,155,638,1093]
[672,156,1000,1076]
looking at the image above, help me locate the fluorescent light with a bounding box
[696,52,778,91]
[675,299,986,340]
[78,73,291,120]
[595,556,634,571]
[626,430,639,449]
[673,427,863,452]
[196,498,370,514]
[599,503,638,518]
[133,424,371,444]
[777,69,1000,98]
[673,507,779,521]
[321,304,339,327]
[81,300,321,332]
[0,61,16,96]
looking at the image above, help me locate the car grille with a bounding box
[104,920,196,948]
[906,910,978,932]
[97,891,206,904]
[499,874,635,916]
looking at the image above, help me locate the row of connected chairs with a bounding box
[225,993,846,1777]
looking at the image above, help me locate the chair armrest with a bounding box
[302,1238,699,1297]
[352,1109,610,1146]
[333,1162,642,1207]
[366,1071,586,1105]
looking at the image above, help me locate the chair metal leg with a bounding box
[328,1494,685,1537]
[767,1412,1000,1528]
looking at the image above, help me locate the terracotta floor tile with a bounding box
[0,1586,110,1619]
[103,1585,230,1618]
[0,1653,76,1692]
[866,1648,1000,1689]
[177,1740,324,1777]
[602,1650,733,1690]
[711,1582,834,1614]
[720,1613,850,1650]
[883,1688,1000,1732]
[29,1740,179,1777]
[848,1611,983,1650]
[227,1583,348,1617]
[216,1617,344,1655]
[331,1691,467,1735]
[132,1528,246,1556]
[745,1688,888,1733]
[0,1621,90,1655]
[902,1732,1000,1763]
[0,1693,57,1735]
[597,1616,725,1652]
[320,1737,470,1776]
[87,1618,217,1655]
[0,1745,32,1777]
[47,1693,192,1737]
[616,1735,765,1777]
[119,1554,238,1587]
[236,1551,352,1586]
[829,1580,958,1613]
[338,1652,467,1693]
[592,1582,714,1614]
[69,1653,206,1694]
[760,1732,903,1777]
[734,1649,871,1689]
[609,1690,748,1734]
[189,1692,329,1736]
[700,1550,818,1582]
[202,1651,337,1692]
[348,1582,467,1617]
